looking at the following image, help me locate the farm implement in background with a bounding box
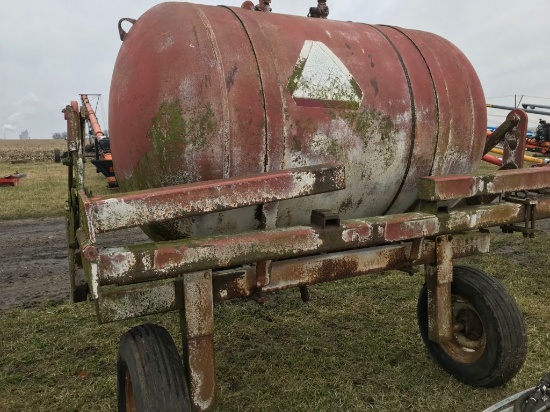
[58,95,118,189]
[63,2,550,411]
[0,172,26,187]
[484,110,550,167]
[80,94,117,189]
[487,103,550,155]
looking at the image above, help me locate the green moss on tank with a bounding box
[120,100,217,192]
[287,58,307,95]
[325,137,343,159]
[335,108,396,145]
[349,77,363,100]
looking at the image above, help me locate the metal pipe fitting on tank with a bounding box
[308,0,329,18]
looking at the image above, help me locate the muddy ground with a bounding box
[0,217,148,313]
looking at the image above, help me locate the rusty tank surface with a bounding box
[109,2,486,240]
[64,3,550,410]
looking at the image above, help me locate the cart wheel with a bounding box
[54,149,61,163]
[117,324,191,412]
[417,266,527,387]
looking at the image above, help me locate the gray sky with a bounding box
[1,0,549,139]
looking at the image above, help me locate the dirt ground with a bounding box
[0,217,148,313]
[0,218,69,312]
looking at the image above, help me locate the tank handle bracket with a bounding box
[118,18,136,42]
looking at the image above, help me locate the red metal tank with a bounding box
[109,2,486,240]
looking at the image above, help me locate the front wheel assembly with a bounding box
[418,265,527,387]
[117,324,192,412]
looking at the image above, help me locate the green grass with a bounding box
[1,144,550,411]
[0,161,113,219]
[1,233,550,411]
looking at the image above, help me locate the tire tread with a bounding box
[418,265,527,387]
[117,323,191,412]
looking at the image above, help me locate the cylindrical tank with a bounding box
[109,2,486,240]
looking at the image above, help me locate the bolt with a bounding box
[82,245,99,261]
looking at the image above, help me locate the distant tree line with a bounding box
[51,130,108,140]
[52,132,67,139]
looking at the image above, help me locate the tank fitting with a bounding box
[308,0,329,18]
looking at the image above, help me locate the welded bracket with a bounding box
[501,110,528,170]
[501,195,538,238]
[253,260,273,304]
[425,235,454,344]
[176,271,216,412]
[400,237,423,275]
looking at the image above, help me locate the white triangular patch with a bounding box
[289,41,362,108]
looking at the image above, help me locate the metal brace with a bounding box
[501,193,538,238]
[175,271,216,412]
[400,237,423,275]
[425,235,454,344]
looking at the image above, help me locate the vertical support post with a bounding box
[425,235,454,343]
[256,202,278,291]
[177,271,216,412]
[64,101,87,302]
[256,260,272,288]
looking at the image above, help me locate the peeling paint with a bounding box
[100,282,176,322]
[89,164,344,234]
[90,262,99,300]
[99,248,137,279]
[341,225,372,243]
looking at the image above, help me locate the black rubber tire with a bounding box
[418,265,527,388]
[117,324,192,412]
[54,149,61,163]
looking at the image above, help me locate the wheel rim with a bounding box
[440,296,486,364]
[125,370,137,412]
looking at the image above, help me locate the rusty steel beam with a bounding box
[92,198,550,289]
[263,232,488,294]
[176,271,216,412]
[98,279,178,322]
[82,163,345,234]
[63,101,85,192]
[418,167,550,202]
[63,101,80,146]
[95,232,490,322]
[95,212,437,287]
[425,235,454,344]
[212,233,490,301]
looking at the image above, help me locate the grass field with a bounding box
[1,243,550,412]
[1,141,550,411]
[0,140,112,219]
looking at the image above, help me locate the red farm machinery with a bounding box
[63,2,550,411]
[59,94,117,188]
[487,103,550,156]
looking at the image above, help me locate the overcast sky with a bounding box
[1,0,549,139]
